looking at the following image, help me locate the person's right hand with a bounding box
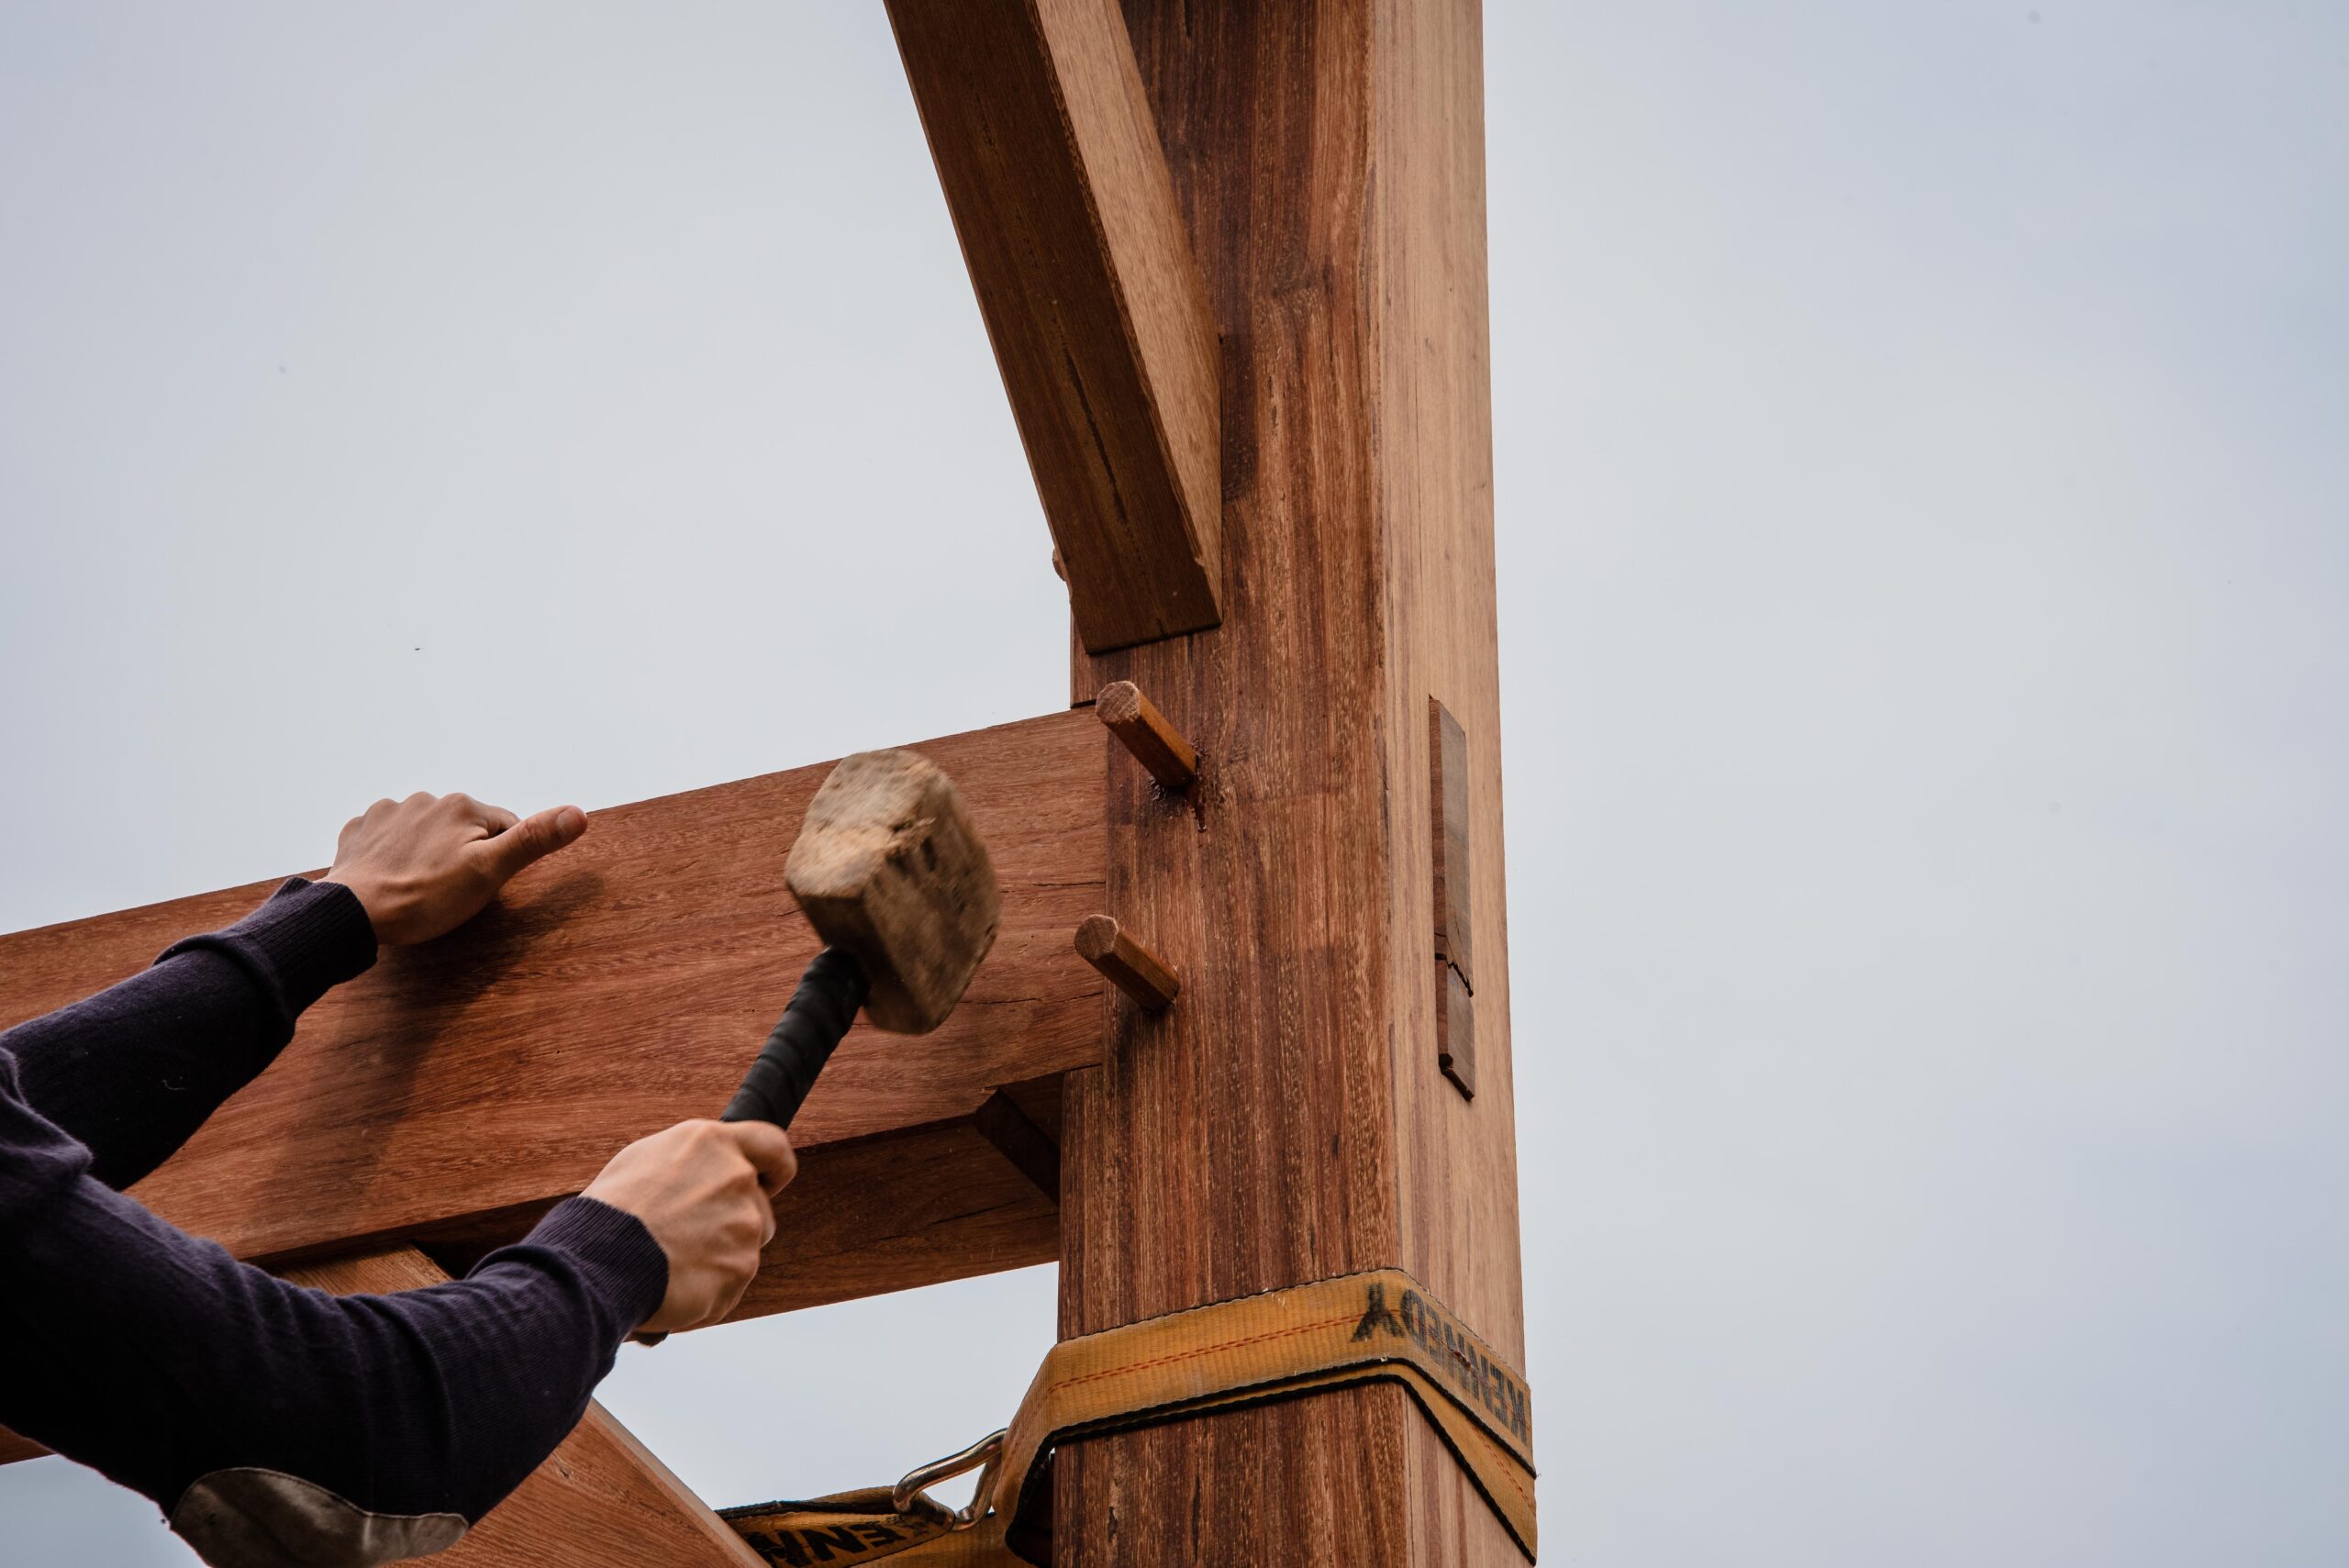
[581,1118,798,1334]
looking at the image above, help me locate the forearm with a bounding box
[0,1069,663,1558]
[0,878,375,1187]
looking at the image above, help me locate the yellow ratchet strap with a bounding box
[720,1268,1536,1566]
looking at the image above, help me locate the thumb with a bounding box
[474,804,588,884]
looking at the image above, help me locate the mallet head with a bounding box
[784,748,1000,1034]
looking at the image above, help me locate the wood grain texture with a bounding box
[888,0,1222,653]
[284,1246,762,1568]
[0,710,1104,1266]
[1057,1,1525,1563]
[724,1115,1059,1321]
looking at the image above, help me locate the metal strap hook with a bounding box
[893,1428,1007,1531]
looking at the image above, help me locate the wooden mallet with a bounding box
[635,749,997,1345]
[723,747,1003,1129]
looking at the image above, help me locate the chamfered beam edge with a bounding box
[887,0,1222,653]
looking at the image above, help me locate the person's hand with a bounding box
[583,1119,797,1334]
[327,792,588,945]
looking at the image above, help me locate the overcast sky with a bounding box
[3,3,2343,1563]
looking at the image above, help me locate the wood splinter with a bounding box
[1097,681,1197,792]
[1074,915,1180,1012]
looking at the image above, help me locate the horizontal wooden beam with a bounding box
[726,1084,1062,1321]
[287,1247,762,1568]
[890,0,1221,653]
[412,1103,1062,1329]
[0,709,1105,1267]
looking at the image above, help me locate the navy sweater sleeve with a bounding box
[2,877,375,1190]
[0,887,671,1548]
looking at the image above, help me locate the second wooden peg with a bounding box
[1074,915,1181,1012]
[1097,681,1197,792]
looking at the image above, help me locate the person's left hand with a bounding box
[327,792,589,945]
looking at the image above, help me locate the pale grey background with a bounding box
[3,3,2343,1563]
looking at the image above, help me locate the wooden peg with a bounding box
[1074,915,1181,1011]
[1097,680,1197,791]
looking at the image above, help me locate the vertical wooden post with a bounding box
[1060,1,1523,1563]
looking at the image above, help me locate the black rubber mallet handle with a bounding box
[633,947,871,1347]
[721,945,871,1129]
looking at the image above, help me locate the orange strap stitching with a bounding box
[1049,1314,1360,1392]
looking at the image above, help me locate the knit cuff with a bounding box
[519,1196,672,1332]
[212,878,379,1015]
